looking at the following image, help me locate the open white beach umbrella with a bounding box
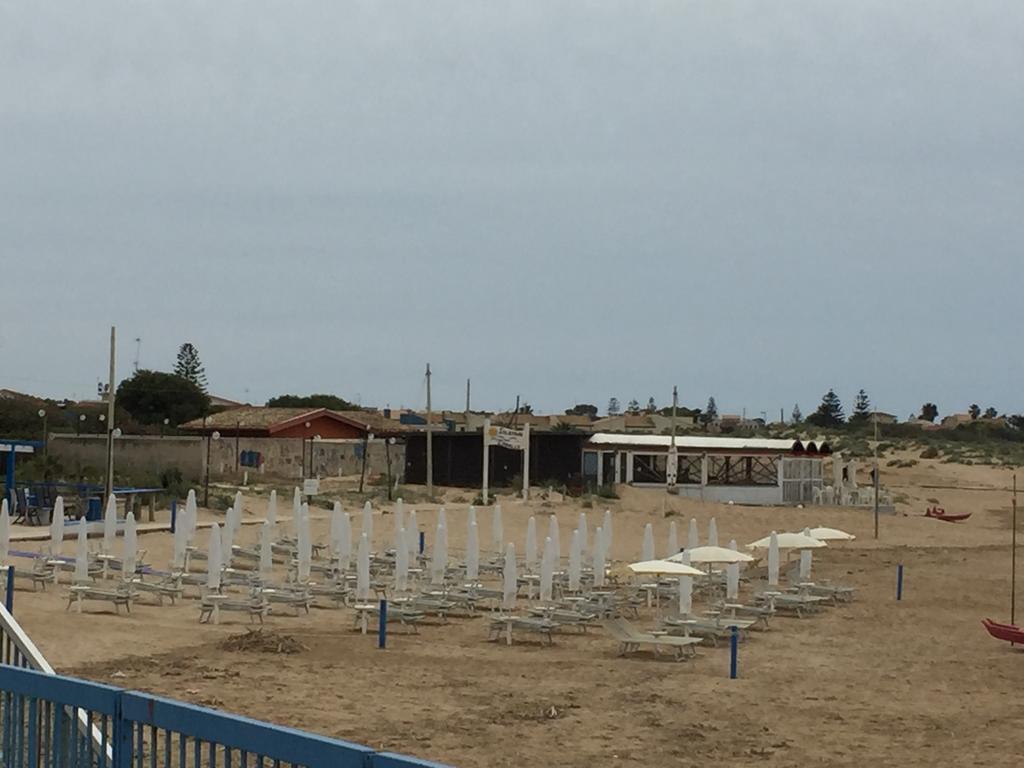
[578,512,589,555]
[667,521,679,558]
[362,501,373,547]
[259,521,273,581]
[50,496,65,556]
[430,520,447,585]
[502,543,517,610]
[356,532,371,600]
[123,513,138,579]
[601,509,612,555]
[568,529,582,592]
[641,523,655,563]
[206,523,221,590]
[799,528,813,580]
[265,490,277,540]
[726,540,740,600]
[768,531,780,587]
[747,532,827,550]
[102,494,118,555]
[525,516,537,573]
[592,526,606,588]
[707,518,719,548]
[491,505,503,552]
[395,529,409,592]
[678,551,694,615]
[466,520,479,581]
[0,500,10,567]
[74,523,89,584]
[547,515,561,564]
[669,546,754,566]
[297,504,312,583]
[806,526,856,542]
[291,488,302,538]
[406,510,419,556]
[629,559,704,577]
[688,518,699,551]
[539,536,554,602]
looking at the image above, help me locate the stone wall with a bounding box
[49,435,204,482]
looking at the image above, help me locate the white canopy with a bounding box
[629,559,704,577]
[748,532,827,550]
[668,546,754,565]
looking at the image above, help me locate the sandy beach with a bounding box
[11,456,1024,767]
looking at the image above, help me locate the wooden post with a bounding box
[1013,475,1018,626]
[522,422,530,501]
[425,364,433,500]
[482,417,490,506]
[104,326,116,503]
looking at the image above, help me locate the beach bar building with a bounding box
[582,433,831,505]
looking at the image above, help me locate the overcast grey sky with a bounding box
[2,1,1022,419]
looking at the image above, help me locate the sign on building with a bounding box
[489,426,525,451]
[302,478,320,496]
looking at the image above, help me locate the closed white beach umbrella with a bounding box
[185,489,198,544]
[601,509,611,555]
[297,504,312,583]
[592,527,606,588]
[578,512,589,555]
[491,505,503,552]
[362,501,373,547]
[356,532,371,600]
[525,516,537,572]
[641,523,655,563]
[540,536,554,602]
[291,487,302,538]
[394,498,405,540]
[430,520,447,584]
[568,529,582,593]
[331,503,344,559]
[667,521,679,558]
[232,492,243,533]
[206,523,221,590]
[123,513,138,579]
[102,495,118,555]
[265,490,277,540]
[0,500,10,567]
[172,510,187,572]
[688,518,699,551]
[466,520,480,581]
[799,527,814,580]
[437,506,447,533]
[259,521,273,581]
[707,517,719,548]
[74,523,89,584]
[467,505,477,531]
[50,496,65,556]
[547,515,560,564]
[768,531,780,587]
[406,510,419,556]
[726,540,740,600]
[220,512,235,567]
[502,543,517,611]
[394,529,409,592]
[338,512,352,572]
[678,551,693,615]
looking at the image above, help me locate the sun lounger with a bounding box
[488,614,560,646]
[527,605,598,633]
[603,617,701,661]
[758,591,826,617]
[351,603,424,634]
[258,586,312,616]
[660,614,751,647]
[130,575,184,605]
[199,592,268,625]
[66,583,136,614]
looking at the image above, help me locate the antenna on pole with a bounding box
[133,337,141,372]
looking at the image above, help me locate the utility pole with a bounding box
[425,363,433,500]
[873,413,880,540]
[668,385,678,491]
[465,378,471,417]
[104,326,117,502]
[1012,475,1018,626]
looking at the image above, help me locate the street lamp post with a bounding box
[76,414,86,436]
[38,410,47,458]
[161,418,170,438]
[204,431,221,507]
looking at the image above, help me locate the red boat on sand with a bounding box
[982,618,1024,645]
[924,506,971,522]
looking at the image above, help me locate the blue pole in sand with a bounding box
[729,626,738,679]
[170,499,177,534]
[897,563,904,601]
[5,566,14,613]
[378,599,387,649]
[419,531,425,555]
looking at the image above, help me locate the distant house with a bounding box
[871,411,898,425]
[182,407,384,439]
[940,413,975,429]
[207,394,247,410]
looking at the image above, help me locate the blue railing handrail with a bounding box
[0,665,452,768]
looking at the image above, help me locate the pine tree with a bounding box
[174,343,208,392]
[626,399,642,415]
[851,389,871,422]
[984,406,998,419]
[919,403,939,422]
[968,404,981,420]
[607,397,621,416]
[807,389,845,427]
[792,403,802,423]
[645,396,657,414]
[700,397,718,430]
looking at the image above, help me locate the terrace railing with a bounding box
[0,607,447,768]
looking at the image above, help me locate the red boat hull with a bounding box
[924,507,971,522]
[982,618,1024,644]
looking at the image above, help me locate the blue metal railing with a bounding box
[0,666,448,768]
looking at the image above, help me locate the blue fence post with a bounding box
[897,563,904,601]
[170,499,177,534]
[113,692,132,768]
[418,531,425,555]
[729,626,738,679]
[5,566,14,613]
[378,599,387,649]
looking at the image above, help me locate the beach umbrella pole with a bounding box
[4,566,13,613]
[896,563,904,601]
[378,599,388,649]
[729,626,739,679]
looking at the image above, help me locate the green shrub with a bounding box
[596,485,619,499]
[920,447,940,459]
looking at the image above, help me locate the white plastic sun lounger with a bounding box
[488,614,560,646]
[66,583,136,614]
[604,618,701,661]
